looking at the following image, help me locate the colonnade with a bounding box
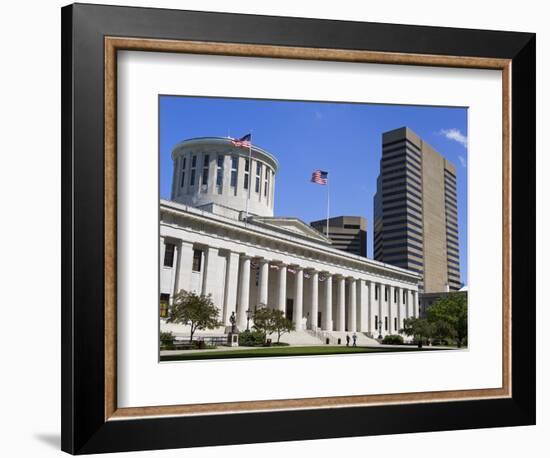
[166,239,419,337]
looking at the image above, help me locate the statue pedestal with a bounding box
[227,332,239,347]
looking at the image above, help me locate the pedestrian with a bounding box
[346,334,350,346]
[352,332,357,347]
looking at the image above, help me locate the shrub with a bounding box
[160,331,174,345]
[382,334,404,345]
[239,329,265,346]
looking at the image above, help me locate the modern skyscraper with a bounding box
[311,216,367,257]
[373,127,461,292]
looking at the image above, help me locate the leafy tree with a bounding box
[427,293,468,347]
[165,290,221,343]
[251,307,295,344]
[401,317,433,348]
[251,306,275,343]
[431,320,456,343]
[270,309,295,344]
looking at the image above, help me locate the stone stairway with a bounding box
[278,330,326,346]
[322,331,380,346]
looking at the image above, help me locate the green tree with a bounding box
[251,306,275,343]
[270,309,295,344]
[427,293,468,347]
[165,290,221,343]
[401,317,433,348]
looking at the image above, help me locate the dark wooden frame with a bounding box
[62,3,536,454]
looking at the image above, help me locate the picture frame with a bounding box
[61,3,536,454]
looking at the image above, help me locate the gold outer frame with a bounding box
[104,37,511,421]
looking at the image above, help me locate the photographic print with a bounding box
[159,96,468,362]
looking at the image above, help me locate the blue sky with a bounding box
[160,96,468,285]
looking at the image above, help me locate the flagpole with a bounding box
[326,179,330,237]
[245,141,252,223]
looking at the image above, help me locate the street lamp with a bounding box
[245,309,252,331]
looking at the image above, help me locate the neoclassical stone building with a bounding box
[160,137,421,339]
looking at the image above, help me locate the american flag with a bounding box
[311,170,328,185]
[231,133,252,148]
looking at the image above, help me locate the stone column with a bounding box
[322,274,333,331]
[277,264,287,313]
[356,280,367,332]
[368,281,376,334]
[413,291,419,318]
[388,285,395,334]
[293,267,304,330]
[336,275,346,332]
[160,237,166,270]
[222,251,240,325]
[175,240,194,294]
[378,284,384,336]
[348,278,357,332]
[407,290,413,319]
[395,287,401,334]
[237,256,250,330]
[257,259,269,307]
[202,246,219,296]
[309,270,319,330]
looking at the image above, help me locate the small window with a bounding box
[403,290,407,303]
[375,285,379,300]
[160,293,170,318]
[180,157,186,187]
[163,243,175,267]
[216,154,224,188]
[394,317,397,330]
[192,249,202,272]
[375,315,378,330]
[384,317,388,330]
[201,154,209,188]
[394,289,398,303]
[244,159,250,190]
[255,162,262,193]
[190,155,197,186]
[384,286,388,302]
[230,156,238,187]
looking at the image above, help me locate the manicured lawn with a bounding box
[161,345,444,361]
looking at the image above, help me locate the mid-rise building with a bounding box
[310,216,367,257]
[373,127,461,293]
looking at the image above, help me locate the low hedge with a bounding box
[239,329,266,346]
[382,334,404,345]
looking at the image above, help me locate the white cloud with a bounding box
[439,128,468,149]
[458,155,467,168]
